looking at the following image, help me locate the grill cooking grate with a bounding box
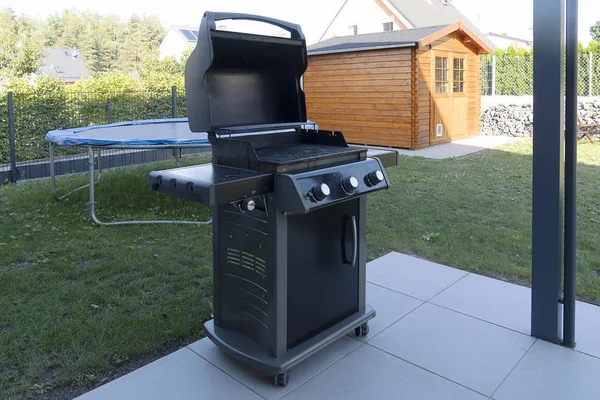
[254,143,361,164]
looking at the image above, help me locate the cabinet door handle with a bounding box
[350,215,357,267]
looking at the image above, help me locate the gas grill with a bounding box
[148,11,397,387]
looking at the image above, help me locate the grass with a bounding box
[1,139,600,398]
[367,139,600,300]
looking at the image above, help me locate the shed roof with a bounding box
[309,25,446,55]
[308,23,492,56]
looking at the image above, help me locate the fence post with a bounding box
[589,52,594,96]
[171,86,177,118]
[106,99,111,124]
[8,92,17,183]
[491,55,497,96]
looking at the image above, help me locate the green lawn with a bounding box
[1,139,600,398]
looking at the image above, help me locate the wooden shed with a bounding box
[305,24,492,149]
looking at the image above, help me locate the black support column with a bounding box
[563,0,578,349]
[531,0,565,344]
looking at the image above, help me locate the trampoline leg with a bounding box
[51,145,100,201]
[86,147,212,226]
[173,148,181,167]
[88,148,102,225]
[50,143,59,200]
[96,149,103,181]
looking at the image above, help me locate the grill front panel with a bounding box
[217,204,270,348]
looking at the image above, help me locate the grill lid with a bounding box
[185,12,309,134]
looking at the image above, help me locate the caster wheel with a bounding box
[354,322,370,337]
[274,371,289,387]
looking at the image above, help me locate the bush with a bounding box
[0,74,181,163]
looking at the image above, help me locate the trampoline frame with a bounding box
[49,142,213,226]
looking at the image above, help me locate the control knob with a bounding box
[367,170,384,186]
[240,198,256,212]
[312,183,330,201]
[342,176,359,194]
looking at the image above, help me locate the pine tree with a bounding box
[590,21,600,43]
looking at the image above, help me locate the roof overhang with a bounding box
[417,22,493,54]
[307,42,416,56]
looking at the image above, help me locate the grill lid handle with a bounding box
[205,12,305,40]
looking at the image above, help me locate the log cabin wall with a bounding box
[305,30,485,149]
[304,48,414,148]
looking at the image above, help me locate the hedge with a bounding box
[482,53,600,96]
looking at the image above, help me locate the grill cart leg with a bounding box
[273,371,289,387]
[354,322,370,337]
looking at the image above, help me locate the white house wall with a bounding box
[486,35,532,51]
[321,0,399,39]
[159,29,194,60]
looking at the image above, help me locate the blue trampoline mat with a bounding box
[45,118,210,147]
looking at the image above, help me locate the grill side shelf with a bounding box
[149,164,274,206]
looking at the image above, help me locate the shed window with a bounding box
[382,21,393,32]
[453,58,465,93]
[435,56,448,93]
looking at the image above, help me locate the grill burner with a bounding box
[149,11,397,387]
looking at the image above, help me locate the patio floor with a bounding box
[369,136,523,160]
[76,252,600,400]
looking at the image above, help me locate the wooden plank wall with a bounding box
[416,47,431,148]
[305,48,413,148]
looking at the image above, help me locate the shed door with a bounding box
[430,51,468,144]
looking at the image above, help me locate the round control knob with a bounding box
[240,198,256,212]
[342,176,359,194]
[312,183,331,201]
[367,170,384,186]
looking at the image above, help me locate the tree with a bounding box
[0,8,44,77]
[119,15,165,73]
[591,21,600,42]
[1,8,167,79]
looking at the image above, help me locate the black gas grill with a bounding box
[149,11,397,387]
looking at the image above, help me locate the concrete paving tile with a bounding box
[430,273,531,334]
[75,347,263,400]
[369,303,535,396]
[367,252,467,300]
[283,345,485,400]
[357,283,423,342]
[189,336,361,400]
[493,339,600,400]
[574,300,600,359]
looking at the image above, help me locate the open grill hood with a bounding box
[184,12,309,134]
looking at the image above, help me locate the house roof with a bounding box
[486,32,532,45]
[36,48,90,81]
[308,23,492,55]
[318,0,495,51]
[386,0,495,50]
[171,26,199,42]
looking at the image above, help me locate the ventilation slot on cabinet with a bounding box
[226,248,267,278]
[436,124,443,137]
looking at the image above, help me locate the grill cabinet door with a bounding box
[286,198,360,349]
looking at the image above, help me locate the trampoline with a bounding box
[45,118,212,226]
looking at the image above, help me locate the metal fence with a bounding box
[481,53,600,96]
[0,87,193,184]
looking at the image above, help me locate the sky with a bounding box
[0,0,598,45]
